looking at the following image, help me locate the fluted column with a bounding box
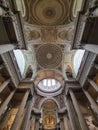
[30,115,36,130]
[35,119,39,130]
[11,90,29,130]
[0,107,12,130]
[0,90,15,116]
[89,105,98,126]
[65,96,81,130]
[21,95,34,130]
[88,78,98,92]
[63,116,70,130]
[69,89,89,130]
[83,89,98,114]
[60,119,65,130]
[0,79,10,93]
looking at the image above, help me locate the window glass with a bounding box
[14,49,25,76]
[38,78,61,92]
[74,49,85,76]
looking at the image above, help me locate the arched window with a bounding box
[73,49,85,76]
[14,49,25,76]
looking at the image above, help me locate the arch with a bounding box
[34,70,64,86]
[39,97,60,110]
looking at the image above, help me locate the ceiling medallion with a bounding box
[36,44,63,69]
[31,0,69,25]
[43,7,56,19]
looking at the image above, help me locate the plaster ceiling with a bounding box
[16,0,70,25]
[14,0,83,80]
[31,0,69,25]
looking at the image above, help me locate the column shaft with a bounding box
[69,90,89,130]
[60,119,65,130]
[0,79,10,93]
[88,79,98,92]
[83,90,98,114]
[11,90,29,130]
[65,96,81,130]
[63,116,70,130]
[35,120,39,130]
[0,90,15,116]
[30,115,35,130]
[21,96,33,130]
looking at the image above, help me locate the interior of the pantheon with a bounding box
[0,0,98,130]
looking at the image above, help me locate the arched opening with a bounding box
[41,99,58,130]
[34,70,64,86]
[13,49,25,76]
[73,49,85,77]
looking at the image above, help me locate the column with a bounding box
[65,96,81,130]
[21,96,34,130]
[0,79,10,93]
[69,89,89,130]
[83,90,98,114]
[60,119,65,130]
[63,116,70,130]
[30,115,36,130]
[0,90,15,116]
[11,90,29,130]
[0,107,12,130]
[88,78,98,92]
[35,119,39,130]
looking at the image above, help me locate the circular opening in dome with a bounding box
[38,78,61,93]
